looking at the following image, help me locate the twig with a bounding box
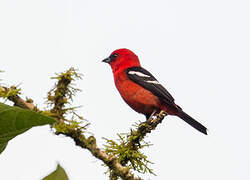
[0,84,140,179]
[55,128,141,180]
[0,86,35,110]
[1,68,169,180]
[130,110,168,146]
[48,68,142,179]
[104,110,168,173]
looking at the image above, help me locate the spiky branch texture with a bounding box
[0,68,168,180]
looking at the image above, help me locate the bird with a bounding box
[102,48,207,135]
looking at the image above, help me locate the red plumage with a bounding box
[103,48,207,135]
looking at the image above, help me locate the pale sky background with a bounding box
[0,0,249,179]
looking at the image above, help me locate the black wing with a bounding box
[126,66,175,106]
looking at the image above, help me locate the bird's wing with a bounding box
[126,66,175,106]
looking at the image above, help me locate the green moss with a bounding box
[104,131,155,176]
[47,67,89,143]
[46,67,84,122]
[53,120,86,134]
[0,86,21,99]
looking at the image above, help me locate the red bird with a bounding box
[102,48,207,135]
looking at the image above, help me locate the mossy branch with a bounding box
[48,68,140,180]
[104,111,167,177]
[0,85,35,110]
[54,122,140,180]
[47,67,82,120]
[130,110,168,146]
[0,67,168,180]
[0,68,140,179]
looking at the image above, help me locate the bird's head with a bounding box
[102,48,141,73]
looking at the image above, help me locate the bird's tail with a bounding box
[177,111,207,135]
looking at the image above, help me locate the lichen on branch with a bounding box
[47,68,141,179]
[47,67,82,120]
[0,67,168,180]
[104,110,167,177]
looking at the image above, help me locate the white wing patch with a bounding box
[146,80,160,84]
[128,71,150,77]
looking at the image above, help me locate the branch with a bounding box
[55,126,141,180]
[0,86,35,110]
[0,83,140,179]
[0,68,168,180]
[104,111,168,175]
[130,110,168,146]
[46,68,142,180]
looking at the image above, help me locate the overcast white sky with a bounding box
[0,0,250,179]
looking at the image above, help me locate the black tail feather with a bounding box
[178,111,207,135]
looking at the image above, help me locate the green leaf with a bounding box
[0,102,55,154]
[42,164,69,180]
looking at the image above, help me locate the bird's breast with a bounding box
[114,71,161,115]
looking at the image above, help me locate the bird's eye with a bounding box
[109,53,118,62]
[112,53,118,58]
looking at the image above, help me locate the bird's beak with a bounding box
[102,57,111,63]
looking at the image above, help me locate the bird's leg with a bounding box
[147,110,157,121]
[159,110,168,117]
[151,110,168,124]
